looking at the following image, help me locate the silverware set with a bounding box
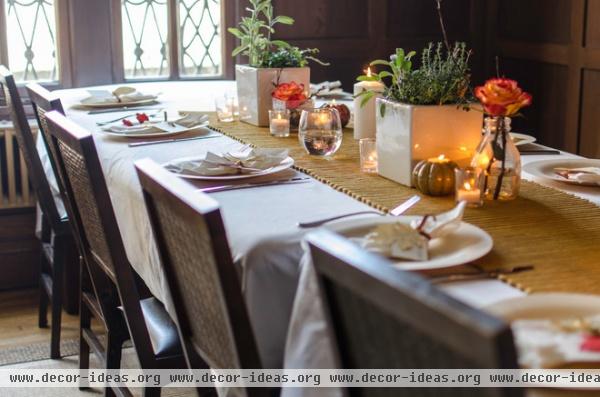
[297,195,421,228]
[428,265,534,284]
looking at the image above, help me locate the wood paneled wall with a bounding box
[486,0,600,155]
[230,0,487,91]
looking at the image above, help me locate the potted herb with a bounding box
[356,1,483,187]
[228,0,326,127]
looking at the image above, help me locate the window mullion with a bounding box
[167,0,179,80]
[0,0,9,67]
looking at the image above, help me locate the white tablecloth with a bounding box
[40,82,599,379]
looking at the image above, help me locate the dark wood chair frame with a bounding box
[135,158,268,397]
[44,111,187,397]
[307,229,523,397]
[0,66,78,359]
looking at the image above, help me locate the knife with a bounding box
[198,177,311,193]
[128,133,220,147]
[88,106,161,115]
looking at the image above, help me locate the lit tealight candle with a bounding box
[429,154,451,163]
[360,138,378,173]
[455,167,483,207]
[269,109,290,138]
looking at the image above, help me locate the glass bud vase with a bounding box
[470,116,521,201]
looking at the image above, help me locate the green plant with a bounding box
[358,42,472,109]
[228,0,327,68]
[262,47,327,68]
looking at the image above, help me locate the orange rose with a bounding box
[474,78,532,117]
[272,82,307,102]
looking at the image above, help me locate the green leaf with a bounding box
[273,15,294,25]
[359,91,376,107]
[378,71,393,79]
[227,27,243,39]
[380,102,386,118]
[271,40,291,48]
[370,59,389,67]
[357,75,378,82]
[231,45,248,57]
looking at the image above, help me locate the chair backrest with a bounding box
[308,229,522,397]
[135,158,262,374]
[44,110,156,366]
[26,83,66,193]
[0,65,62,229]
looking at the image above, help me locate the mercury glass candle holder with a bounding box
[359,138,378,173]
[269,109,291,137]
[455,167,484,207]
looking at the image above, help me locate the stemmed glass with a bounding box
[298,108,343,157]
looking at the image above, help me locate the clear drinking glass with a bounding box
[215,95,238,122]
[298,108,343,157]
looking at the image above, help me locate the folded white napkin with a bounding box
[81,86,158,106]
[352,201,466,261]
[102,114,208,135]
[555,167,600,185]
[354,223,429,261]
[410,201,466,240]
[310,81,344,96]
[512,315,600,369]
[165,148,289,177]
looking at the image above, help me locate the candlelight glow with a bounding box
[366,67,372,77]
[277,114,282,120]
[464,182,472,190]
[477,154,491,168]
[438,154,446,161]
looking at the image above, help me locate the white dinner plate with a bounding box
[164,156,295,180]
[511,132,536,146]
[486,293,600,321]
[324,215,493,271]
[79,97,159,109]
[486,293,600,378]
[523,159,600,187]
[102,122,210,139]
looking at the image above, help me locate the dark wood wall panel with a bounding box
[586,0,600,48]
[498,0,571,44]
[580,69,600,158]
[263,0,484,90]
[501,58,569,150]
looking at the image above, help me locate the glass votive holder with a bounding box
[269,109,291,137]
[215,96,236,122]
[455,167,484,207]
[359,138,378,173]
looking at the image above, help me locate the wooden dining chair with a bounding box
[135,158,267,397]
[0,65,78,359]
[307,229,523,397]
[26,82,81,315]
[44,111,187,397]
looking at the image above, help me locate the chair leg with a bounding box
[38,253,48,329]
[104,330,125,397]
[78,302,91,390]
[50,242,64,360]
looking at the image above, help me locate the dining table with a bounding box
[38,81,600,397]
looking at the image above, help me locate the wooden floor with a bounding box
[0,288,82,351]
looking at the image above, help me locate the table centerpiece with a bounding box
[228,0,327,127]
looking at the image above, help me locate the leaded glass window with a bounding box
[121,0,222,80]
[4,0,59,82]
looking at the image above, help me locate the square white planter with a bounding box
[375,98,483,186]
[235,65,310,127]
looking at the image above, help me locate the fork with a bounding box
[297,195,421,228]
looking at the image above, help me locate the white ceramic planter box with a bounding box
[375,98,483,186]
[235,65,310,127]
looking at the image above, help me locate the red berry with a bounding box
[136,112,149,123]
[122,119,133,126]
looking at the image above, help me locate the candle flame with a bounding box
[464,182,472,190]
[277,114,282,120]
[438,154,446,161]
[331,99,336,104]
[366,67,372,77]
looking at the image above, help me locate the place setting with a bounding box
[73,86,160,111]
[524,159,600,187]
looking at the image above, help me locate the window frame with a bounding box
[110,0,235,83]
[0,0,73,88]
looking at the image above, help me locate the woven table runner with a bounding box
[211,118,600,294]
